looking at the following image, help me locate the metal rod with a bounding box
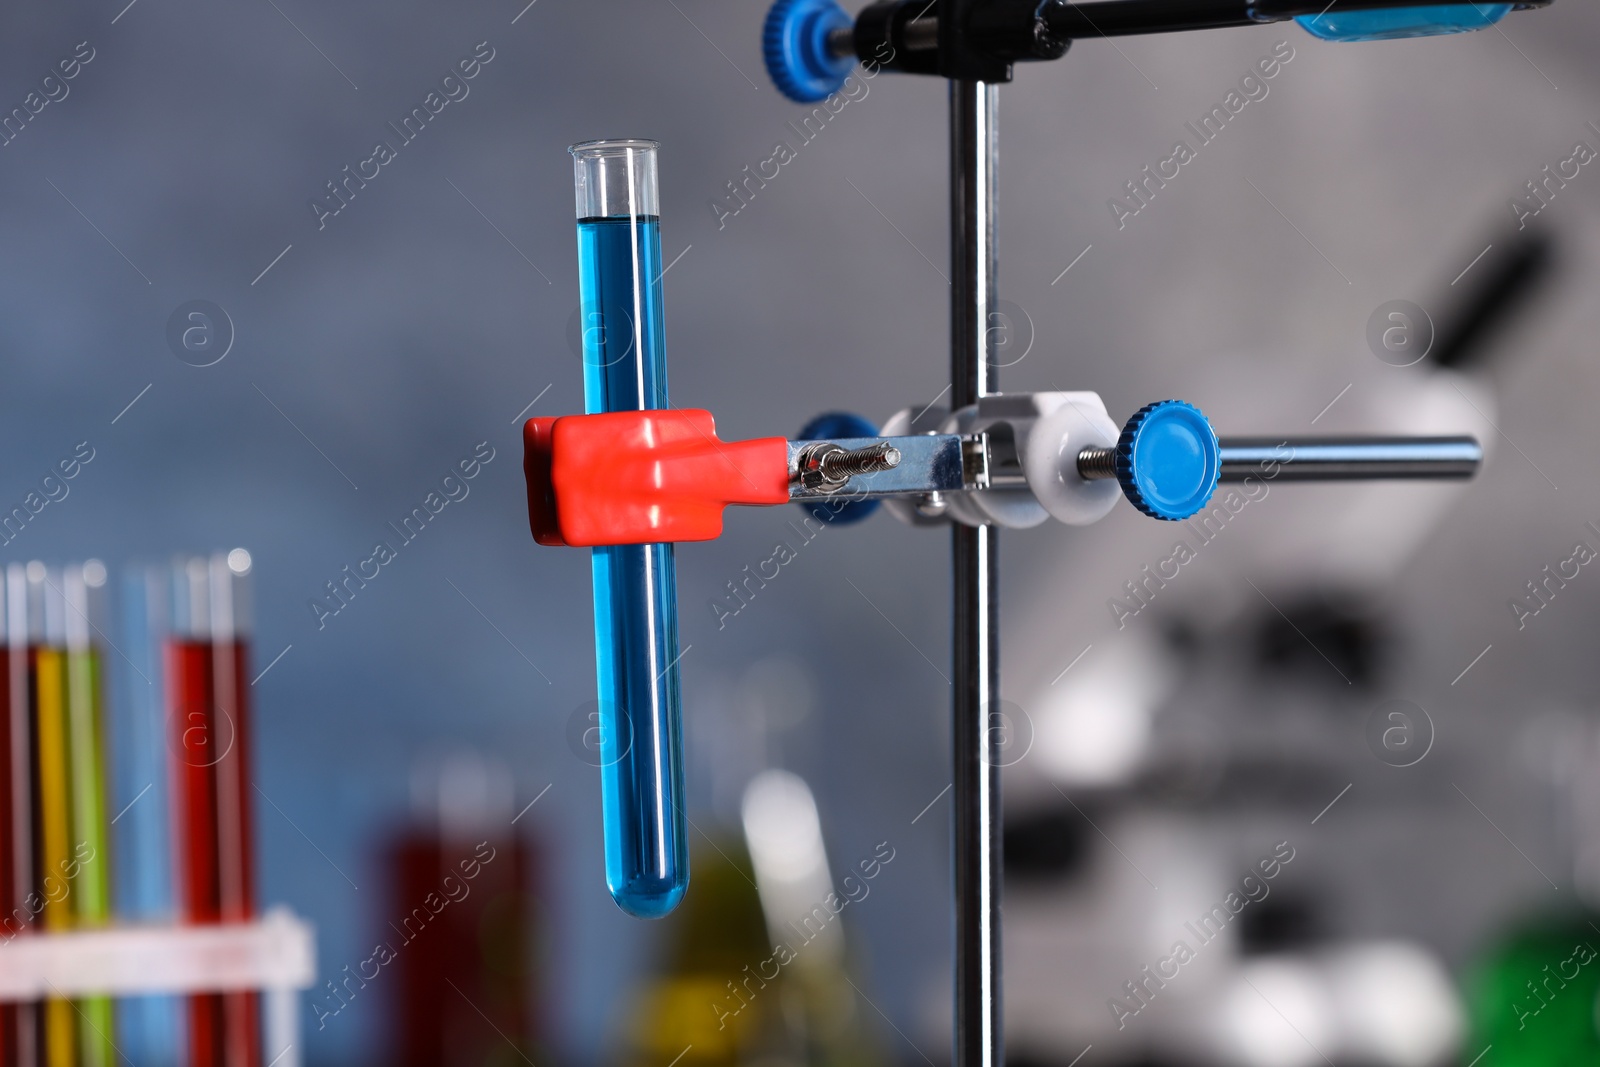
[1045,0,1544,39]
[1049,0,1253,37]
[782,431,1482,498]
[1219,436,1482,482]
[950,78,1002,1067]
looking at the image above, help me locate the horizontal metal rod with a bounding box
[1219,436,1482,482]
[788,433,1483,499]
[1046,0,1547,39]
[1049,0,1262,37]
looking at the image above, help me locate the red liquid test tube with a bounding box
[167,553,260,1067]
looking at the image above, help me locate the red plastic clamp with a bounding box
[524,409,790,547]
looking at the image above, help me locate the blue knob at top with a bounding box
[764,0,855,104]
[1116,401,1220,522]
[1296,4,1510,42]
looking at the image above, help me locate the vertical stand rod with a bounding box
[950,78,1002,1067]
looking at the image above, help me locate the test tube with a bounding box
[168,553,260,1067]
[111,565,181,1066]
[570,139,688,918]
[64,564,114,1067]
[208,552,261,1067]
[33,566,76,1067]
[2,565,37,1067]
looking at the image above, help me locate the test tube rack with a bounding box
[0,555,312,1067]
[0,911,314,1067]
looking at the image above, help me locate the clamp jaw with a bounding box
[523,410,788,547]
[524,394,1482,547]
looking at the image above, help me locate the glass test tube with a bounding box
[1,565,37,1067]
[570,139,688,918]
[112,566,181,1066]
[1295,3,1509,40]
[64,564,114,1067]
[168,553,260,1067]
[34,566,76,1067]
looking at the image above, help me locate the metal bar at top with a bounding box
[1050,0,1255,36]
[950,78,1003,1067]
[1046,0,1550,39]
[1219,436,1482,482]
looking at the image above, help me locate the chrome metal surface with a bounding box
[793,440,902,490]
[825,25,855,59]
[974,429,1028,491]
[918,491,951,520]
[950,77,1002,1067]
[1220,436,1482,482]
[787,435,964,498]
[1077,445,1117,480]
[822,441,901,481]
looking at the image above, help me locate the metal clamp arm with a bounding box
[524,405,1487,546]
[789,399,1485,526]
[788,435,963,497]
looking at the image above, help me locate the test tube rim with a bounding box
[569,137,659,158]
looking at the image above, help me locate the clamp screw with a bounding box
[798,441,901,490]
[1076,446,1117,481]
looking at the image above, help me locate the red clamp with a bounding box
[524,409,790,547]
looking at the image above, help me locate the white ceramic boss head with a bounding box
[933,392,1121,529]
[1023,392,1122,526]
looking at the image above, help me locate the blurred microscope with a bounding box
[990,226,1596,1067]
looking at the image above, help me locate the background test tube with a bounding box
[2,565,37,1067]
[570,139,688,919]
[169,553,261,1067]
[112,566,181,1066]
[64,564,114,1067]
[34,567,75,1067]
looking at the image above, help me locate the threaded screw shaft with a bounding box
[819,441,901,481]
[1077,446,1117,480]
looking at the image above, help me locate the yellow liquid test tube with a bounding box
[67,563,115,1067]
[34,643,76,1067]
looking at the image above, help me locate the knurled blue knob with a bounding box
[1116,401,1220,522]
[764,0,855,104]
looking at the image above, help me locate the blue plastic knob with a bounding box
[796,412,881,525]
[763,0,855,104]
[1296,4,1510,41]
[1116,401,1220,522]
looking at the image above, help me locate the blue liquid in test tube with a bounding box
[1295,4,1509,41]
[570,139,688,918]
